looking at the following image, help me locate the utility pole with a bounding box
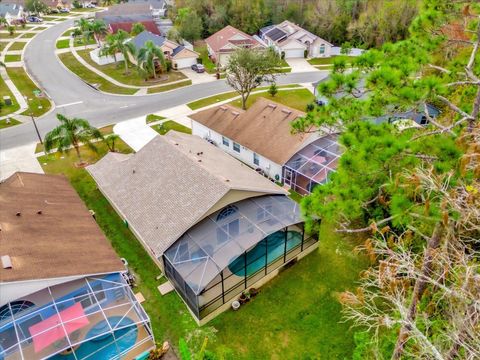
[25,96,43,144]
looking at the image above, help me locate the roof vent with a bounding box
[281,109,292,115]
[1,255,12,269]
[196,152,203,156]
[16,212,21,217]
[267,103,277,109]
[220,106,227,111]
[37,210,42,215]
[231,111,240,117]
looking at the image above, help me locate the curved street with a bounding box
[0,19,329,150]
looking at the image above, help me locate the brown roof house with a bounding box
[0,172,154,360]
[87,131,319,324]
[205,25,266,67]
[190,98,343,195]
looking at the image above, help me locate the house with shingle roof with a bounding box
[87,131,319,324]
[190,98,342,195]
[0,172,154,360]
[205,25,266,66]
[129,30,198,69]
[0,3,24,25]
[260,20,333,58]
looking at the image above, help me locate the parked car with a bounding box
[59,8,70,13]
[27,16,43,23]
[84,3,96,8]
[191,63,205,73]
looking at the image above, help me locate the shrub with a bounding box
[165,60,172,72]
[306,102,315,112]
[268,82,278,97]
[304,49,308,58]
[281,51,285,60]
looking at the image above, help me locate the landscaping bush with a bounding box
[281,51,285,60]
[165,60,172,72]
[304,49,308,58]
[306,102,315,112]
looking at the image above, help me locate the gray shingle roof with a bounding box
[130,30,166,49]
[87,132,285,257]
[102,14,153,25]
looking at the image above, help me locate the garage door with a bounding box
[283,48,305,58]
[174,57,197,69]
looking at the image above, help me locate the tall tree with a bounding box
[225,48,280,110]
[44,114,103,164]
[24,0,49,14]
[177,8,203,43]
[136,40,166,80]
[90,19,107,46]
[102,30,136,74]
[130,22,146,36]
[74,18,92,49]
[293,0,480,358]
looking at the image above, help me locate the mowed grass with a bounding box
[56,38,70,49]
[150,120,191,135]
[146,80,192,94]
[58,52,137,95]
[76,49,188,87]
[0,117,21,129]
[7,67,51,116]
[230,88,315,111]
[186,84,302,110]
[193,44,216,74]
[19,32,36,38]
[8,42,26,51]
[4,54,21,62]
[0,75,20,116]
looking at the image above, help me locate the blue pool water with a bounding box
[51,316,138,360]
[228,231,302,277]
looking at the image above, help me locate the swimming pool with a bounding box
[228,231,302,277]
[50,316,138,360]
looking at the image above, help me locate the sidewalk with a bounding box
[113,116,158,152]
[0,142,43,181]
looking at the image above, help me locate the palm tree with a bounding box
[136,40,166,80]
[104,134,120,152]
[90,20,107,46]
[74,18,92,49]
[130,22,145,36]
[102,30,136,74]
[44,114,103,164]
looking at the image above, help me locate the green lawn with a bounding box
[146,80,192,94]
[7,67,51,117]
[62,29,74,37]
[0,75,20,116]
[151,120,191,135]
[76,49,188,87]
[37,140,368,359]
[4,54,21,62]
[230,88,315,111]
[73,37,98,47]
[187,85,304,110]
[58,52,138,95]
[56,38,70,49]
[0,117,21,129]
[193,45,216,74]
[8,42,26,51]
[146,114,165,124]
[34,26,48,31]
[19,32,36,39]
[0,33,17,39]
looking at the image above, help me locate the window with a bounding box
[222,136,230,147]
[233,142,240,153]
[216,205,238,221]
[253,153,260,166]
[319,44,325,55]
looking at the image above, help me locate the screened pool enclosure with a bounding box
[163,195,318,320]
[283,135,342,195]
[0,273,154,360]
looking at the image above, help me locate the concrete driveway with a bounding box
[286,58,319,73]
[182,68,216,84]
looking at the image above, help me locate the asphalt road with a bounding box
[0,19,329,150]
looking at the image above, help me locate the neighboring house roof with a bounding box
[264,27,288,42]
[171,45,198,59]
[130,30,166,48]
[205,25,264,55]
[264,20,334,47]
[87,131,285,257]
[127,0,167,9]
[102,14,153,25]
[109,20,161,35]
[190,98,318,165]
[0,3,22,17]
[0,172,124,283]
[96,3,152,18]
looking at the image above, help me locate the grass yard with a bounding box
[62,29,74,37]
[146,80,192,94]
[8,42,26,51]
[37,139,369,359]
[56,38,70,49]
[0,33,17,39]
[146,114,165,124]
[230,88,315,111]
[73,37,98,47]
[19,32,36,39]
[187,85,304,110]
[151,120,191,135]
[0,76,20,116]
[34,26,48,31]
[7,67,51,117]
[0,117,21,129]
[76,49,188,87]
[58,52,137,95]
[4,54,21,62]
[193,44,216,74]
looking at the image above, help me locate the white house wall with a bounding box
[192,121,284,181]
